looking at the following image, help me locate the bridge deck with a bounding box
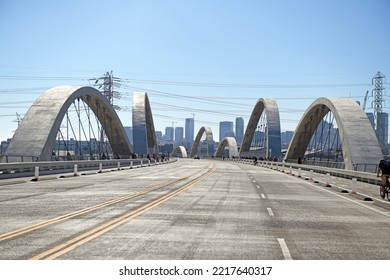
[0,158,389,260]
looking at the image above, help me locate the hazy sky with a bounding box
[1,0,389,141]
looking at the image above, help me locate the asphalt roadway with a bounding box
[0,158,389,260]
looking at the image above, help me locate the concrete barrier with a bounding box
[0,158,178,180]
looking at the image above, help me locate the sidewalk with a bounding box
[265,164,390,211]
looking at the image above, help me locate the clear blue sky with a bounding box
[1,0,389,142]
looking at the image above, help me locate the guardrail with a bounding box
[286,159,378,173]
[0,158,176,180]
[216,157,382,186]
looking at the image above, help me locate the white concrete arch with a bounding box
[190,126,214,158]
[285,97,383,171]
[214,137,239,158]
[132,92,158,155]
[5,86,132,161]
[239,98,281,159]
[172,146,188,158]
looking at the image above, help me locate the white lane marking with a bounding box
[252,180,256,183]
[256,185,260,189]
[261,193,266,199]
[267,207,274,216]
[303,180,390,218]
[277,238,293,260]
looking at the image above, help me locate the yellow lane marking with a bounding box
[31,164,216,260]
[0,163,211,242]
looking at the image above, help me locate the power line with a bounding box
[120,77,369,89]
[0,87,51,93]
[0,114,23,118]
[0,75,91,81]
[0,74,369,89]
[121,85,251,109]
[150,101,252,118]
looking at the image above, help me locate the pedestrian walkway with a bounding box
[264,164,390,211]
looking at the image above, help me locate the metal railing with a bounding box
[215,157,382,186]
[285,159,378,173]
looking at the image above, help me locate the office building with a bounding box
[235,117,244,145]
[155,131,163,141]
[219,121,234,142]
[175,127,184,144]
[185,118,194,143]
[165,127,174,141]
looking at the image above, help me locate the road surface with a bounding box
[0,158,389,260]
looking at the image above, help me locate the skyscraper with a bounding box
[235,117,244,145]
[155,131,163,141]
[175,127,184,144]
[185,118,194,144]
[219,121,234,142]
[377,112,389,149]
[184,118,194,151]
[165,127,174,141]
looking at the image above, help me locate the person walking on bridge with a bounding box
[377,159,390,198]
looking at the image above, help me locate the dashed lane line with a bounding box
[277,238,293,260]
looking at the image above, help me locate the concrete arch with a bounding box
[214,137,239,158]
[285,97,383,171]
[190,126,214,158]
[239,98,281,159]
[172,146,188,158]
[132,92,158,155]
[5,86,132,161]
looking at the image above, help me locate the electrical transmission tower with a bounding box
[13,112,23,127]
[372,71,388,154]
[373,71,386,114]
[91,71,122,157]
[93,71,121,109]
